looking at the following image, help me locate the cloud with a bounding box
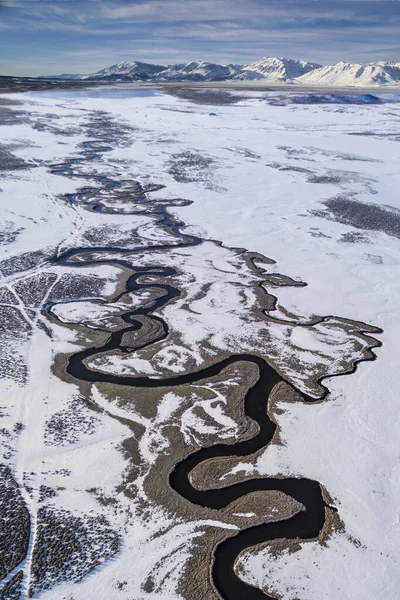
[1,0,400,75]
[101,0,354,24]
[0,0,11,11]
[5,0,399,31]
[154,19,400,44]
[356,45,400,55]
[3,0,399,36]
[61,47,179,60]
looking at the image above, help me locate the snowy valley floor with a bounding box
[0,88,399,600]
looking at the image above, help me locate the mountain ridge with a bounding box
[297,60,400,87]
[51,57,400,87]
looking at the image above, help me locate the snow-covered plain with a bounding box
[0,88,399,599]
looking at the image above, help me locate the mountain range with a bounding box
[50,57,400,87]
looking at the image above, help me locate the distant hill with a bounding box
[42,74,84,80]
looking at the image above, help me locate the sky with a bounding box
[1,0,400,76]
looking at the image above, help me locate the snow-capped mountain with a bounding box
[297,61,400,87]
[67,57,400,87]
[154,61,242,81]
[240,57,321,81]
[82,61,165,81]
[83,60,242,82]
[82,57,319,83]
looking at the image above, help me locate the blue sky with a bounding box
[1,0,400,76]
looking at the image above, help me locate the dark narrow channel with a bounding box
[59,262,328,600]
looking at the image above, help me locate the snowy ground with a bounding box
[0,88,399,599]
